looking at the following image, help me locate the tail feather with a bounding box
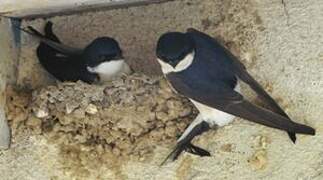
[221,100,315,135]
[14,22,82,55]
[43,21,61,43]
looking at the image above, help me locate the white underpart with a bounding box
[177,82,241,142]
[87,59,131,82]
[157,51,195,74]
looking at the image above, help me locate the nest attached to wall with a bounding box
[6,73,196,160]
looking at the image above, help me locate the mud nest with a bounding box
[6,73,196,159]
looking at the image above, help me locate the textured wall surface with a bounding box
[0,18,18,149]
[0,0,323,179]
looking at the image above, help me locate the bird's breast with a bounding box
[87,60,131,82]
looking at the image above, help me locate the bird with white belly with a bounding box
[17,21,131,84]
[156,28,315,164]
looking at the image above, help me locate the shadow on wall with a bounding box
[0,18,20,149]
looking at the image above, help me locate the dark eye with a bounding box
[99,55,106,61]
[99,54,117,61]
[110,53,118,59]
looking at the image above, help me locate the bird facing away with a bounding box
[156,28,315,165]
[18,21,131,84]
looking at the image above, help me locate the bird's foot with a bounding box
[160,142,210,166]
[160,121,211,166]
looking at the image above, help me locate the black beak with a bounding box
[169,61,178,68]
[115,54,124,59]
[90,73,100,84]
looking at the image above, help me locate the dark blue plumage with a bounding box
[19,21,126,84]
[33,22,97,83]
[156,28,315,164]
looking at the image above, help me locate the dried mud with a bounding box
[5,73,196,178]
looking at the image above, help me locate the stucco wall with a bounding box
[0,0,323,179]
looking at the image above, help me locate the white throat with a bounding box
[87,59,131,82]
[157,51,195,74]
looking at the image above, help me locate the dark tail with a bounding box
[222,100,315,135]
[15,21,82,55]
[43,21,60,43]
[239,72,298,142]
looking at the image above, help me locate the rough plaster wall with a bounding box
[0,18,18,149]
[0,0,323,179]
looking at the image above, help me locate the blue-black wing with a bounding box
[167,73,314,135]
[166,29,315,136]
[21,22,97,83]
[186,28,316,139]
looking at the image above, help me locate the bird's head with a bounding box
[84,37,131,82]
[156,32,195,74]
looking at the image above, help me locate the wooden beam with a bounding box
[0,0,173,20]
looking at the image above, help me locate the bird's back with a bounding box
[36,22,96,83]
